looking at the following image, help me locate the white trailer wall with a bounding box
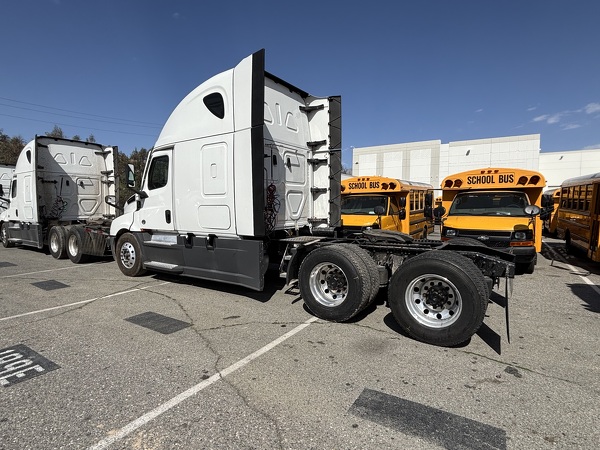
[353,134,541,192]
[539,148,600,189]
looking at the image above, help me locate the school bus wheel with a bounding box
[388,250,488,347]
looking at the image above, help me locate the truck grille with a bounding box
[457,230,512,249]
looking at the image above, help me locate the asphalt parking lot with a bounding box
[0,236,598,450]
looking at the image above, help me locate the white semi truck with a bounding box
[0,164,14,211]
[0,137,119,263]
[110,49,515,347]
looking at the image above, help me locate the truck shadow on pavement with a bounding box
[150,269,288,304]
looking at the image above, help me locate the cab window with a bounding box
[147,155,169,190]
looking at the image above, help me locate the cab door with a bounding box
[136,149,175,231]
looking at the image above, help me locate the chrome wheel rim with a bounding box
[405,274,462,328]
[308,261,348,307]
[67,235,78,256]
[120,241,136,269]
[49,232,59,253]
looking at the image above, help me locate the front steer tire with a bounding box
[115,233,146,277]
[299,244,372,322]
[388,250,488,347]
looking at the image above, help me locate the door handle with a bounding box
[165,210,171,224]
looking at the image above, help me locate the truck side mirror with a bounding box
[398,209,406,220]
[127,164,136,187]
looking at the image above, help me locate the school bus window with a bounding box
[389,197,400,215]
[340,195,388,215]
[586,185,593,210]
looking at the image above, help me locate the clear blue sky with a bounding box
[1,0,599,168]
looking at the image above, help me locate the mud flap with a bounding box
[505,272,513,343]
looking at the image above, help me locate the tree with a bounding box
[86,134,96,143]
[45,125,65,138]
[72,135,81,141]
[0,129,25,165]
[129,147,149,183]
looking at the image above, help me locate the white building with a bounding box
[351,134,600,193]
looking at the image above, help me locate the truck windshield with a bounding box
[449,192,530,217]
[341,195,388,215]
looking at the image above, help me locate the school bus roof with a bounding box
[441,168,545,190]
[559,172,600,187]
[341,176,433,193]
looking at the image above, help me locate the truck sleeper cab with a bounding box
[1,136,118,263]
[110,49,341,292]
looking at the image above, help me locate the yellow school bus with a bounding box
[554,172,600,260]
[341,176,434,238]
[541,188,560,235]
[440,168,544,274]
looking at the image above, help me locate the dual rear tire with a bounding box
[298,245,489,347]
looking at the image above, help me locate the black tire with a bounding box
[337,243,380,307]
[298,244,371,322]
[445,237,487,247]
[1,222,13,248]
[67,227,91,264]
[564,231,573,254]
[48,226,68,259]
[388,250,488,347]
[517,254,537,275]
[115,233,146,277]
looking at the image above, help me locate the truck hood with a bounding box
[444,215,532,231]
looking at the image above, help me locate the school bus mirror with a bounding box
[398,209,406,220]
[399,197,407,208]
[424,205,433,218]
[425,192,433,206]
[374,205,385,216]
[524,205,541,217]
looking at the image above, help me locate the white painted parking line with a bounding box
[88,316,319,450]
[544,243,600,296]
[0,264,98,279]
[0,282,171,322]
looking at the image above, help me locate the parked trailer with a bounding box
[0,136,119,263]
[110,50,515,347]
[0,164,14,212]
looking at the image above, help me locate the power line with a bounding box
[0,102,161,129]
[0,96,163,126]
[0,113,159,138]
